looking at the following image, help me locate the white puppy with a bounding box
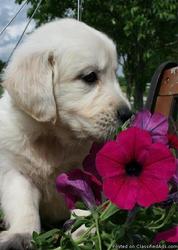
[0,18,130,249]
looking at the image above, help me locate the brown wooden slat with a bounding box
[155,95,173,117]
[145,62,178,112]
[159,66,178,95]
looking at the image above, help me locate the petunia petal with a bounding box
[96,143,125,179]
[152,134,168,145]
[133,129,152,164]
[143,158,176,180]
[103,176,139,210]
[65,195,77,210]
[116,128,135,160]
[137,176,169,207]
[143,143,176,179]
[85,171,102,206]
[154,226,178,243]
[146,112,168,135]
[114,177,139,210]
[131,110,151,129]
[96,141,128,165]
[103,175,126,202]
[56,169,102,209]
[116,127,152,163]
[83,142,103,181]
[131,110,168,144]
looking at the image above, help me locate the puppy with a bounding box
[0,18,131,249]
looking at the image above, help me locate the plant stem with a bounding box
[148,204,176,230]
[52,246,61,250]
[99,201,112,220]
[96,200,110,213]
[53,201,115,250]
[107,240,116,250]
[147,213,165,228]
[94,213,102,250]
[124,206,139,227]
[74,223,96,245]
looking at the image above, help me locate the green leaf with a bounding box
[71,218,91,233]
[75,201,87,210]
[112,225,126,240]
[100,202,119,221]
[32,229,61,249]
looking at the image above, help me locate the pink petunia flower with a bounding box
[154,226,178,243]
[56,169,102,209]
[96,127,176,210]
[131,110,168,144]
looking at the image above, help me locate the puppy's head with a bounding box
[3,19,131,140]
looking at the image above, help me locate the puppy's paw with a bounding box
[0,232,34,250]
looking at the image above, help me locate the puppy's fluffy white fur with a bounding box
[0,18,130,246]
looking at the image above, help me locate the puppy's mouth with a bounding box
[57,109,132,142]
[88,110,133,141]
[58,118,118,142]
[92,120,118,141]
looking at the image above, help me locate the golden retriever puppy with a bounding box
[0,18,131,249]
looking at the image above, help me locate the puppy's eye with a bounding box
[82,72,98,84]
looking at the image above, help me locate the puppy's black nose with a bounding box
[117,106,132,123]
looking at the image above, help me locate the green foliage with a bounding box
[0,60,5,96]
[0,60,5,81]
[31,201,178,249]
[15,0,178,109]
[32,229,61,249]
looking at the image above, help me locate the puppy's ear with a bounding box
[2,51,57,123]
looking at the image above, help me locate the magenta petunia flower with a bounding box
[83,142,103,181]
[131,110,168,144]
[56,169,102,209]
[154,226,178,243]
[96,127,176,210]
